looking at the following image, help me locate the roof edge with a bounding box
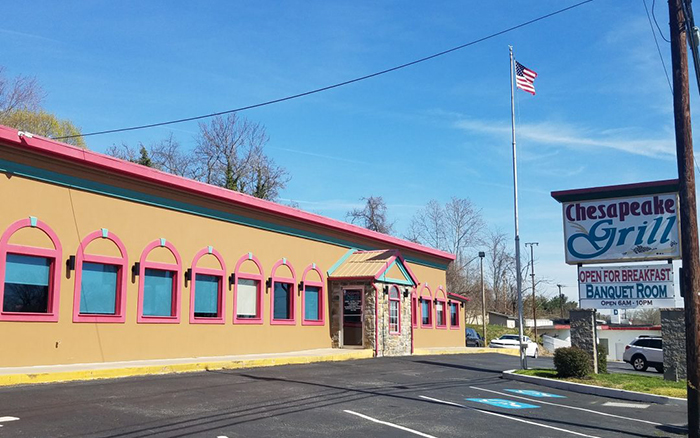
[551,179,679,203]
[0,126,455,261]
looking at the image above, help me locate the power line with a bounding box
[652,0,671,43]
[643,0,673,94]
[56,0,593,140]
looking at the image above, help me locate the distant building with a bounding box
[488,311,516,328]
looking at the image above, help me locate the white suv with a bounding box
[622,336,663,373]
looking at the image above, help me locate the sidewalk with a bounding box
[414,346,520,356]
[0,348,373,387]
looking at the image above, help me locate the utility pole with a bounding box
[525,242,539,340]
[557,284,566,319]
[479,251,486,344]
[669,1,700,435]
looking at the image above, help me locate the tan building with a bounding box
[0,125,465,368]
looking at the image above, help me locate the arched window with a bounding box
[0,217,62,322]
[301,263,324,326]
[435,286,447,329]
[388,285,401,334]
[270,258,296,325]
[420,284,432,328]
[411,287,418,329]
[72,229,128,323]
[188,246,226,324]
[233,252,265,324]
[449,297,461,329]
[137,238,182,323]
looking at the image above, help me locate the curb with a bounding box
[414,347,520,357]
[502,369,686,405]
[0,350,374,387]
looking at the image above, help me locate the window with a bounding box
[270,258,296,325]
[301,263,324,325]
[137,239,182,323]
[389,286,400,334]
[73,229,128,323]
[234,253,264,324]
[189,246,226,324]
[0,217,62,322]
[435,287,447,328]
[420,285,432,328]
[449,302,460,329]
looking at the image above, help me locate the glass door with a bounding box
[342,288,363,346]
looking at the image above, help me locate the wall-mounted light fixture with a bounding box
[266,278,272,290]
[184,268,192,287]
[403,288,409,298]
[433,298,438,305]
[131,262,140,277]
[383,285,389,294]
[298,281,304,295]
[67,255,76,271]
[228,273,236,289]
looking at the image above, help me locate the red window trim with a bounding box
[0,217,62,322]
[301,263,325,326]
[137,239,182,324]
[449,301,461,329]
[420,284,433,328]
[411,288,418,329]
[233,252,265,324]
[435,286,447,329]
[189,246,226,324]
[270,258,296,325]
[388,285,401,335]
[73,229,128,323]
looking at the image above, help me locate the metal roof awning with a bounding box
[327,249,418,287]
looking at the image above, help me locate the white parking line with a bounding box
[602,402,650,409]
[469,386,661,426]
[343,410,437,438]
[0,416,19,428]
[419,396,601,438]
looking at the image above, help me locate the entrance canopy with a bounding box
[327,249,418,287]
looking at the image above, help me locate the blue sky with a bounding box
[1,1,693,305]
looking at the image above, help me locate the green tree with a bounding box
[0,109,86,148]
[136,145,153,167]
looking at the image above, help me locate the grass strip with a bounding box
[516,368,687,398]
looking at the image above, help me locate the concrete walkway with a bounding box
[0,348,373,386]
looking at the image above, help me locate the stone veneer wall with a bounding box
[329,281,373,350]
[570,309,599,373]
[661,308,686,381]
[376,283,412,357]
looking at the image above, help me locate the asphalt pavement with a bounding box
[0,353,687,437]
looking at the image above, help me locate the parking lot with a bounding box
[0,353,687,437]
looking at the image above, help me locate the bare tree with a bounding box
[195,114,289,200]
[0,66,44,114]
[150,133,200,179]
[347,196,394,234]
[486,229,515,314]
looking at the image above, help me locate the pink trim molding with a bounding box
[269,258,297,325]
[72,230,128,323]
[188,247,226,324]
[0,217,62,322]
[449,300,461,330]
[435,286,447,329]
[388,285,401,335]
[233,252,265,324]
[419,283,433,329]
[137,239,182,324]
[301,263,325,326]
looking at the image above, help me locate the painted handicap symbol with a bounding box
[466,398,540,409]
[504,389,566,398]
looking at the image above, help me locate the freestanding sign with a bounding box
[578,264,675,309]
[561,193,680,265]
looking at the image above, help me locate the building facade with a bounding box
[0,126,464,368]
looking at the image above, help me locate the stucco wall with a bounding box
[0,146,461,367]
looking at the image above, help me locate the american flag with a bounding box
[515,61,537,95]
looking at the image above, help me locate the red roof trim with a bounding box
[0,126,455,261]
[447,293,469,302]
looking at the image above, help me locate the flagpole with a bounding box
[510,45,527,370]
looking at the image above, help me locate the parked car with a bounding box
[465,328,484,347]
[488,334,538,358]
[623,336,663,373]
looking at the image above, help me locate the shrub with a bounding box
[597,343,608,374]
[553,347,591,378]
